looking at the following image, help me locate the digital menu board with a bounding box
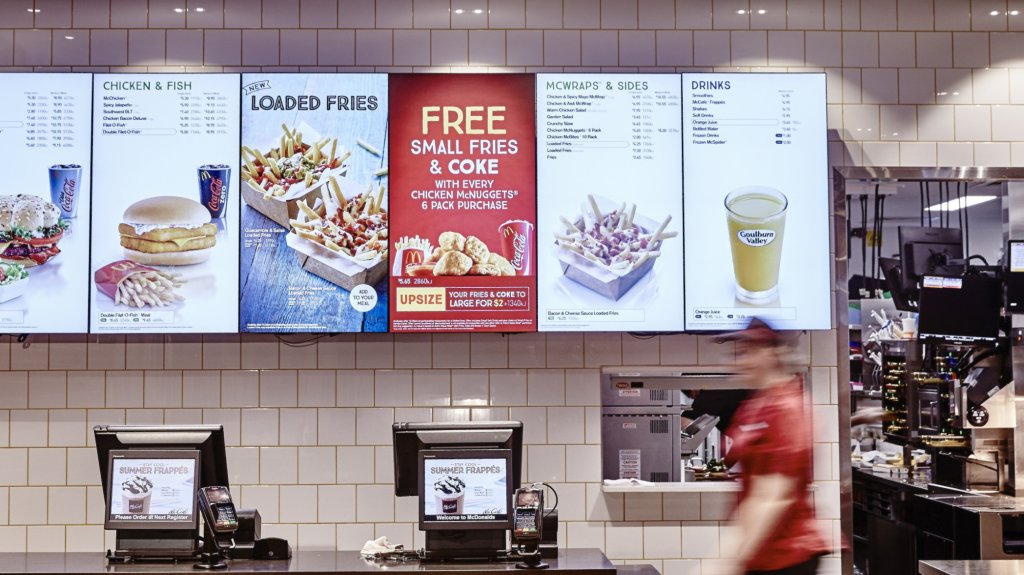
[0,74,92,333]
[537,75,685,332]
[388,74,537,332]
[683,73,830,330]
[90,74,240,333]
[239,74,389,332]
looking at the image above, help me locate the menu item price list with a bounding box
[16,90,81,149]
[685,80,806,148]
[541,81,680,164]
[99,81,232,139]
[178,91,232,136]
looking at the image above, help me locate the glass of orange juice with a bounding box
[724,186,788,304]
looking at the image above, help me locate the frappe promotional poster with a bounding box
[90,74,241,333]
[683,73,830,330]
[108,457,196,523]
[239,74,389,333]
[0,74,93,333]
[388,74,537,333]
[423,458,508,522]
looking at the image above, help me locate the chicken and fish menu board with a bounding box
[536,75,685,332]
[683,73,831,330]
[239,74,388,332]
[0,74,92,333]
[388,74,537,332]
[90,74,240,333]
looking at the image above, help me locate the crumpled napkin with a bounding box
[602,478,655,486]
[360,536,405,559]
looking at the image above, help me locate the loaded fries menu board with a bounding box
[89,74,240,333]
[239,74,388,332]
[388,74,537,332]
[536,75,685,332]
[0,74,92,333]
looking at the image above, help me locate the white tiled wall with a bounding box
[14,0,1024,571]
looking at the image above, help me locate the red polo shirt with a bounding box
[724,378,831,571]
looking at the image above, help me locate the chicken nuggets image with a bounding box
[487,253,516,276]
[464,236,490,264]
[433,250,473,276]
[469,263,501,276]
[439,231,466,253]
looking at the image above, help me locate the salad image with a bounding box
[0,262,30,303]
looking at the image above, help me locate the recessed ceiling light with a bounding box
[757,9,766,14]
[27,8,40,12]
[64,35,74,40]
[454,8,464,13]
[195,7,205,12]
[953,91,960,96]
[1011,10,1020,15]
[174,7,185,13]
[927,195,997,212]
[937,91,948,96]
[991,10,1000,15]
[736,9,746,14]
[473,8,483,13]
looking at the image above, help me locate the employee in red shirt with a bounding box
[714,318,831,575]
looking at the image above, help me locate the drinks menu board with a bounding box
[537,75,685,332]
[90,74,240,333]
[683,73,830,330]
[0,74,92,333]
[239,74,389,332]
[388,74,537,332]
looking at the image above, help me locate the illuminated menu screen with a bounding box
[0,74,92,333]
[537,74,685,332]
[388,74,537,332]
[239,74,389,333]
[90,74,240,333]
[683,73,830,330]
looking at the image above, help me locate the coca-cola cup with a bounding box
[498,219,534,276]
[198,164,231,218]
[49,164,82,218]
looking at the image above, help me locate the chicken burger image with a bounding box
[119,196,217,265]
[0,194,67,266]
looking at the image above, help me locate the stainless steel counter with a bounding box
[921,560,1024,574]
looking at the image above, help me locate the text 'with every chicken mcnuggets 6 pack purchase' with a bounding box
[0,71,830,334]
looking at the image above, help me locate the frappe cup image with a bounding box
[121,475,154,514]
[434,475,466,514]
[724,186,788,304]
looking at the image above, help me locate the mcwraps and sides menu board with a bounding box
[239,74,389,332]
[388,74,537,332]
[0,74,92,333]
[683,73,830,330]
[90,74,240,333]
[537,75,685,332]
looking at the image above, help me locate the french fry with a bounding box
[329,138,338,165]
[587,194,603,222]
[357,138,382,156]
[289,219,314,230]
[298,200,320,220]
[374,167,389,177]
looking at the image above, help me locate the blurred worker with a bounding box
[712,318,830,575]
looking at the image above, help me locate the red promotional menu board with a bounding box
[389,74,537,332]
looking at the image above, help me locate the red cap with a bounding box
[714,317,792,346]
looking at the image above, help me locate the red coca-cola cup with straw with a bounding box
[498,219,533,276]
